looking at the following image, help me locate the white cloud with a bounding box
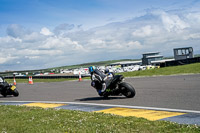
[25,56,40,59]
[0,8,200,71]
[186,12,200,23]
[88,39,107,49]
[89,38,105,45]
[0,57,9,64]
[39,36,83,52]
[0,36,22,44]
[40,27,53,36]
[160,12,190,32]
[183,33,200,40]
[18,49,63,56]
[0,54,18,64]
[126,41,143,49]
[132,25,160,37]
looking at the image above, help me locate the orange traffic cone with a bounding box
[13,77,16,85]
[79,72,82,81]
[29,76,34,85]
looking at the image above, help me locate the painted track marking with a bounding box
[1,101,200,125]
[3,101,199,113]
[22,102,66,108]
[95,107,186,121]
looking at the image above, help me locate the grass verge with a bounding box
[5,77,89,84]
[120,63,200,77]
[0,105,199,133]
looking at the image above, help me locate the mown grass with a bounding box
[120,63,200,77]
[53,59,138,70]
[5,77,89,84]
[0,105,199,133]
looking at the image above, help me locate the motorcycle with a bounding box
[91,74,136,98]
[0,76,19,97]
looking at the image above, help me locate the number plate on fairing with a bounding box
[11,86,16,90]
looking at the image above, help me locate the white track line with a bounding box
[1,100,200,114]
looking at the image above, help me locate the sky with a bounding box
[0,0,200,72]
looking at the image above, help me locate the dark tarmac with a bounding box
[1,74,200,111]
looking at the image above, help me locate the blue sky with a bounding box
[0,0,194,31]
[0,0,200,71]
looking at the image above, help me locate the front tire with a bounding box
[13,89,19,97]
[120,82,136,98]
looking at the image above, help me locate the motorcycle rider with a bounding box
[0,76,4,92]
[0,76,9,93]
[88,66,113,96]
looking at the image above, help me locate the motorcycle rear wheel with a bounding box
[2,93,7,97]
[120,82,136,98]
[1,91,7,97]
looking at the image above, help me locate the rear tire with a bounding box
[120,82,136,98]
[2,94,7,97]
[13,89,19,97]
[1,91,7,97]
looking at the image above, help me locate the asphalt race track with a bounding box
[1,74,200,111]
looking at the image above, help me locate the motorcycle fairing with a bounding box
[11,86,16,91]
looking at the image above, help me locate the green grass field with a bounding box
[52,59,138,70]
[0,105,199,133]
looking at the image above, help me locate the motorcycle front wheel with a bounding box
[120,82,136,98]
[13,89,19,97]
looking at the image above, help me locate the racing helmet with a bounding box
[104,68,109,74]
[88,66,96,73]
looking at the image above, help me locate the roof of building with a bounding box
[142,52,160,55]
[151,58,175,63]
[110,60,142,65]
[174,47,193,50]
[146,55,163,58]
